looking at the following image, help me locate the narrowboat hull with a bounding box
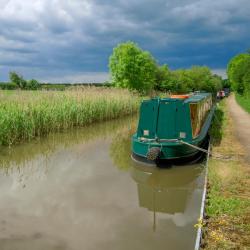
[132,136,208,165]
[132,96,215,164]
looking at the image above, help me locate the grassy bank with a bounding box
[0,88,140,146]
[203,100,250,249]
[235,93,250,113]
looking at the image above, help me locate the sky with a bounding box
[0,0,250,83]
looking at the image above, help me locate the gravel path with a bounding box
[227,94,250,163]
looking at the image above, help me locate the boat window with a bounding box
[190,96,212,138]
[190,103,199,137]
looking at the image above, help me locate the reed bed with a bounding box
[0,87,140,146]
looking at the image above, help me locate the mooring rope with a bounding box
[179,140,235,160]
[139,137,231,159]
[178,140,209,154]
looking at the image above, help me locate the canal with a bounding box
[0,116,205,250]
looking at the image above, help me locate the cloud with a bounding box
[211,69,227,79]
[41,72,110,83]
[0,0,249,82]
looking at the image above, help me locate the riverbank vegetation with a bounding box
[203,100,250,249]
[227,50,250,112]
[0,115,136,170]
[235,93,250,113]
[0,88,140,146]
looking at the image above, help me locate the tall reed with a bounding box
[0,88,140,146]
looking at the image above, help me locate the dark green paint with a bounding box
[132,93,214,160]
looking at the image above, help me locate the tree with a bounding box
[188,66,211,91]
[167,66,222,94]
[243,68,250,95]
[227,53,250,94]
[109,41,157,94]
[170,69,192,93]
[9,71,20,85]
[9,71,27,89]
[222,79,231,88]
[155,64,172,91]
[27,79,40,90]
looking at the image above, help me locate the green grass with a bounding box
[204,99,250,249]
[207,158,250,217]
[235,93,250,113]
[0,88,141,146]
[208,100,249,217]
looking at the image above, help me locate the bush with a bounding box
[227,52,250,95]
[8,71,41,90]
[0,82,18,90]
[27,79,40,90]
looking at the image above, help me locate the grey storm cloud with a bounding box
[0,0,250,82]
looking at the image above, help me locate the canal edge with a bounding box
[194,141,210,250]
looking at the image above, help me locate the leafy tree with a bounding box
[109,41,157,94]
[208,74,223,93]
[188,66,211,90]
[27,79,40,90]
[222,79,231,88]
[109,41,223,95]
[170,69,192,93]
[9,71,19,85]
[243,68,250,95]
[155,64,171,91]
[168,66,222,94]
[227,53,250,94]
[9,71,27,89]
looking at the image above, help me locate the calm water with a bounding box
[0,116,205,250]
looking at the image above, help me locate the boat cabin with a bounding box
[136,93,213,141]
[132,92,214,162]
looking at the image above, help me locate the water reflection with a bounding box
[109,124,205,232]
[0,115,137,171]
[0,115,137,193]
[109,127,135,171]
[131,164,204,231]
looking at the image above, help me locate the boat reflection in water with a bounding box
[130,163,204,231]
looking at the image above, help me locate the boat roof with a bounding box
[152,92,211,103]
[184,92,211,103]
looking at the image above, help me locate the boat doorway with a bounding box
[156,100,178,140]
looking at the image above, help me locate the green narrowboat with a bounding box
[132,92,215,164]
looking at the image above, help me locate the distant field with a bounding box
[0,82,109,90]
[0,87,140,146]
[235,93,250,113]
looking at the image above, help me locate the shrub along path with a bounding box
[228,94,250,163]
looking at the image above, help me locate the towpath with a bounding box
[227,94,250,163]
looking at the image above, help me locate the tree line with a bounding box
[109,41,223,94]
